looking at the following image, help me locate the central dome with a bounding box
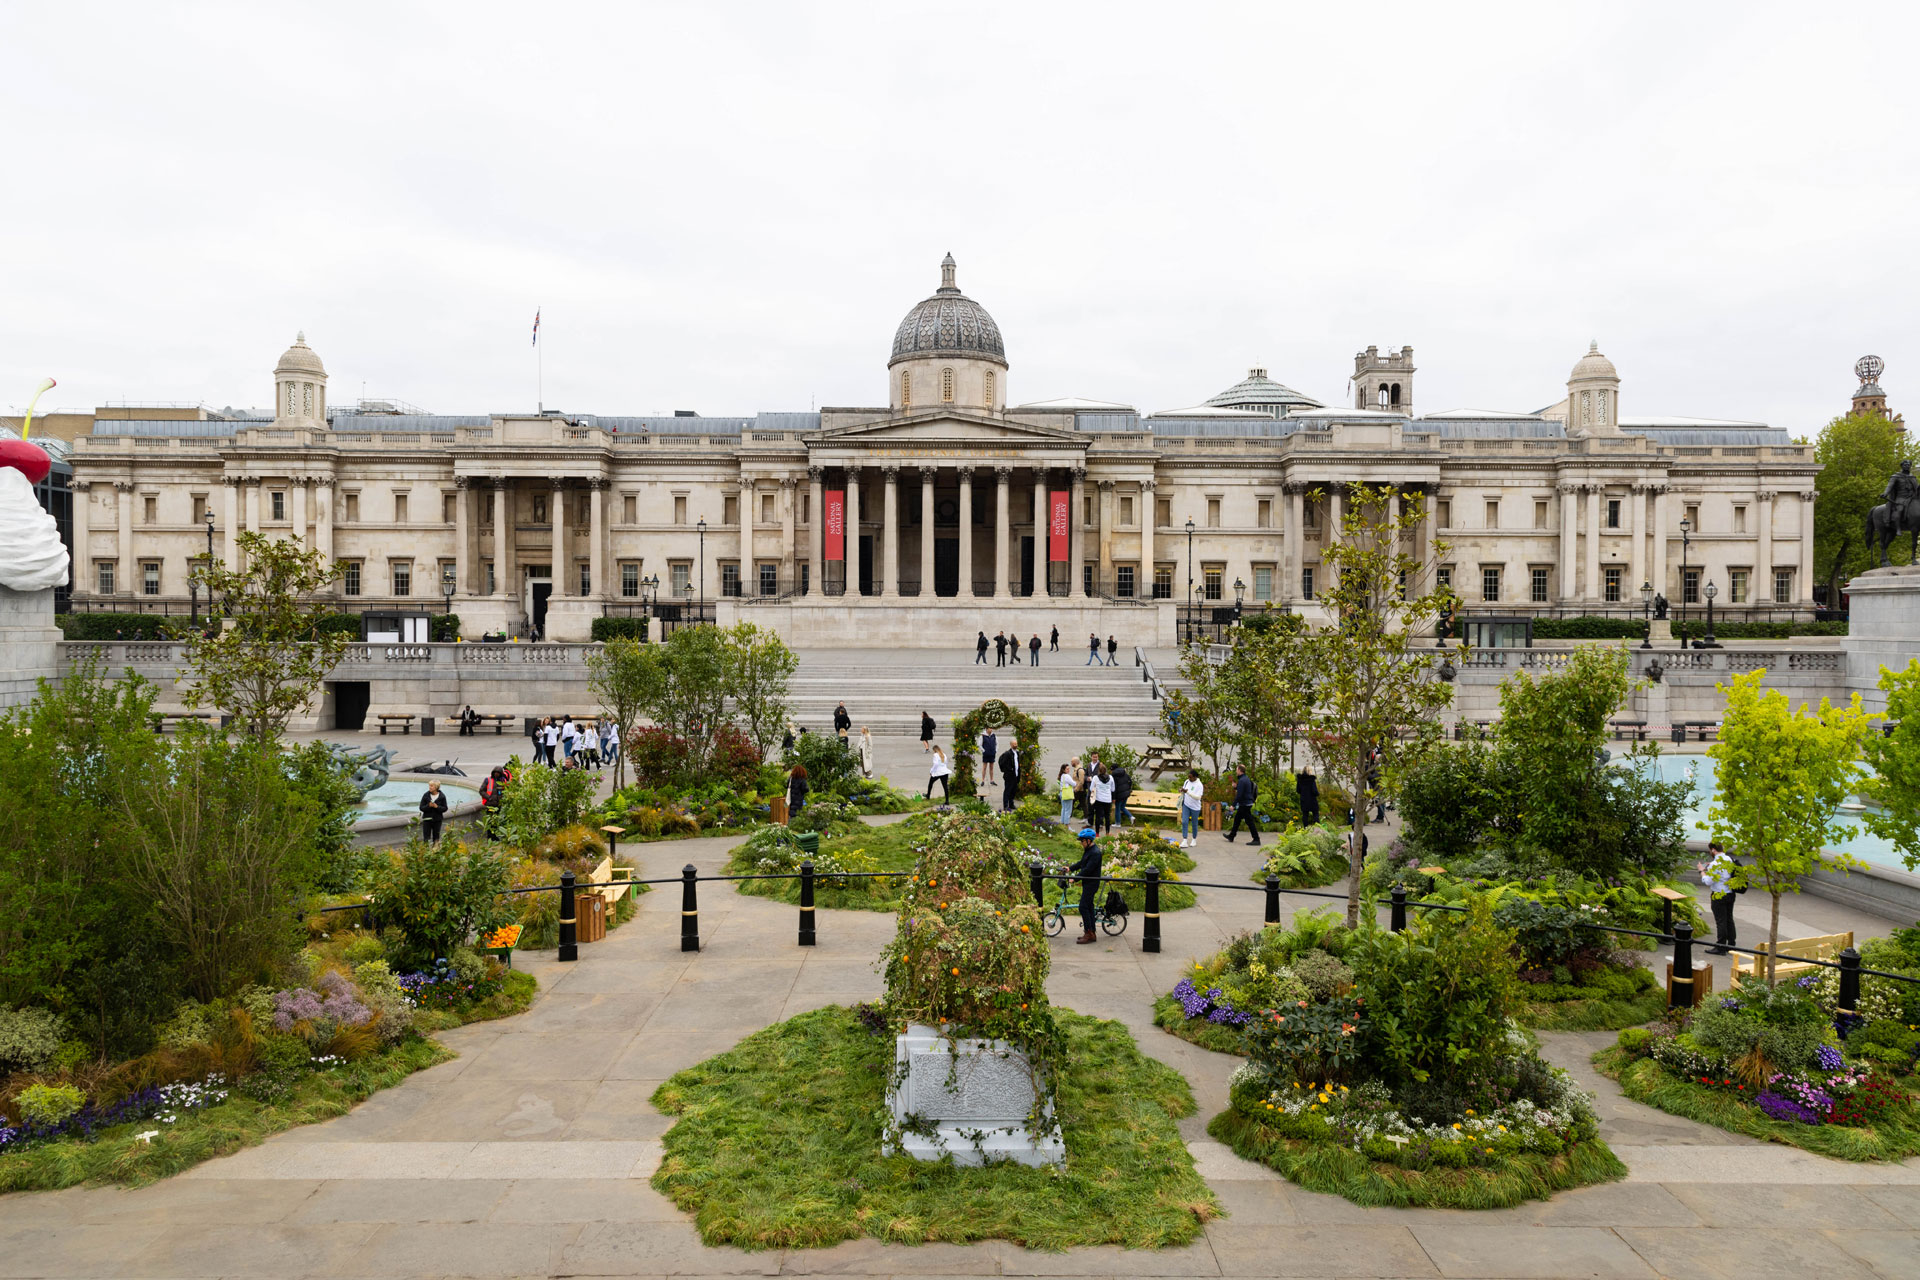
[889,254,1006,367]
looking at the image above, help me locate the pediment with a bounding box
[811,410,1082,447]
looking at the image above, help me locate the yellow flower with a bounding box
[1466,1109,1475,1115]
[1497,1125,1506,1132]
[1318,1094,1330,1103]
[1451,1123,1462,1130]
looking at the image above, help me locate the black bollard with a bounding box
[1030,859,1044,909]
[1389,884,1407,933]
[1837,946,1862,1017]
[558,870,578,963]
[1143,867,1161,954]
[680,863,700,953]
[1669,921,1694,1010]
[799,860,816,947]
[1264,874,1280,926]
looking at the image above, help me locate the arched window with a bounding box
[985,370,995,406]
[901,371,911,408]
[1389,383,1401,407]
[1377,384,1389,407]
[942,368,955,403]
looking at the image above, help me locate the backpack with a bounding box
[1104,889,1129,917]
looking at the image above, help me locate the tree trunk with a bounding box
[1345,749,1366,927]
[1766,889,1781,984]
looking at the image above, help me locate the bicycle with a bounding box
[1042,878,1128,937]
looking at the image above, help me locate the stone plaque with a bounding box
[903,1046,1038,1123]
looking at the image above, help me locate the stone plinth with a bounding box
[1647,618,1673,645]
[886,1023,1063,1167]
[1843,565,1920,712]
[0,586,61,709]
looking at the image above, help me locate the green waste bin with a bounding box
[794,832,821,857]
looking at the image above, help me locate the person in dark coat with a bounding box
[1295,768,1320,826]
[459,704,478,736]
[1008,630,1022,664]
[1112,763,1134,825]
[976,630,990,664]
[981,729,998,786]
[1028,633,1041,666]
[920,710,935,752]
[786,763,809,816]
[418,781,449,843]
[1000,743,1020,812]
[1049,625,1059,652]
[833,703,851,743]
[1067,826,1102,943]
[1106,635,1119,666]
[1223,766,1261,845]
[995,632,1008,666]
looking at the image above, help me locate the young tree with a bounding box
[1226,611,1319,775]
[1161,645,1234,780]
[722,621,798,761]
[648,624,734,772]
[1494,644,1628,858]
[1706,670,1878,981]
[1861,659,1920,871]
[1301,484,1457,925]
[586,636,660,790]
[177,532,348,742]
[1814,412,1918,600]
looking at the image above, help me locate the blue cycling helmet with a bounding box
[1078,827,1097,839]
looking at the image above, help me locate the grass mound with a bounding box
[651,1005,1218,1250]
[1522,986,1667,1032]
[1596,1048,1920,1162]
[1207,1106,1626,1209]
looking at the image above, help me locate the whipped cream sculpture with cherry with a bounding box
[1,377,71,592]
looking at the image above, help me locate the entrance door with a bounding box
[331,681,370,731]
[1020,536,1036,597]
[934,539,959,596]
[529,580,553,637]
[857,535,874,596]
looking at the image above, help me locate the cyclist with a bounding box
[1067,826,1102,945]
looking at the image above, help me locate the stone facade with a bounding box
[64,259,1820,644]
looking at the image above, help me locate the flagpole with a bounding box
[537,307,544,412]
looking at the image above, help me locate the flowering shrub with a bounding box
[1171,978,1254,1027]
[395,953,502,1012]
[1241,993,1366,1086]
[0,1072,231,1154]
[271,971,372,1043]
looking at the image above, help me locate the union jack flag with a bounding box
[532,310,540,346]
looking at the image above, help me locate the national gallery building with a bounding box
[62,256,1819,645]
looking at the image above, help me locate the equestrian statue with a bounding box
[1867,459,1920,567]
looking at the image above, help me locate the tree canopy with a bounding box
[1861,659,1920,872]
[1814,411,1917,600]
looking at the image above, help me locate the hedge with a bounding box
[57,613,174,640]
[591,616,650,641]
[1530,617,1847,641]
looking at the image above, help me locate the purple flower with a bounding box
[1754,1090,1826,1125]
[1816,1044,1845,1072]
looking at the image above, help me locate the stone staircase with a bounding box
[784,648,1167,744]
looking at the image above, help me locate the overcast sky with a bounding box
[3,3,1914,433]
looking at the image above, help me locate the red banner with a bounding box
[824,489,845,562]
[1049,490,1070,562]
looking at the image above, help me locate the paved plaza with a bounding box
[2,787,1916,1279]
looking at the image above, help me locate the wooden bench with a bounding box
[1124,791,1185,822]
[458,713,514,735]
[1732,930,1854,983]
[149,712,215,733]
[376,713,417,735]
[1609,719,1649,740]
[1683,721,1721,742]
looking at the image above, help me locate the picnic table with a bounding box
[1682,721,1721,742]
[1609,719,1649,740]
[1141,743,1191,779]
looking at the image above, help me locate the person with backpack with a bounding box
[1067,826,1103,944]
[1295,767,1320,826]
[1085,633,1101,665]
[1223,765,1261,846]
[1111,762,1134,826]
[976,630,990,664]
[920,710,936,753]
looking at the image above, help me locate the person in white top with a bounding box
[926,746,951,803]
[560,718,581,761]
[1179,769,1205,848]
[1058,765,1076,825]
[542,720,562,764]
[1089,766,1116,834]
[858,727,875,779]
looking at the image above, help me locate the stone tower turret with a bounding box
[1352,345,1415,415]
[1566,340,1621,437]
[273,332,328,427]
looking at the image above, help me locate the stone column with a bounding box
[957,467,975,597]
[1328,486,1343,548]
[1629,483,1645,597]
[919,467,935,598]
[1756,490,1775,606]
[1032,469,1047,597]
[992,465,1012,599]
[290,477,308,551]
[1070,467,1087,596]
[495,478,514,601]
[68,481,90,593]
[1585,485,1603,604]
[806,467,824,596]
[1097,479,1115,594]
[778,476,796,594]
[114,482,133,597]
[880,465,900,597]
[243,477,260,537]
[316,481,333,571]
[588,479,605,600]
[222,478,239,568]
[1797,490,1816,604]
[1139,479,1156,601]
[1284,482,1303,601]
[1556,482,1577,602]
[845,466,863,596]
[550,478,568,594]
[1652,485,1670,600]
[448,478,468,595]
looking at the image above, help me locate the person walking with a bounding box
[543,717,562,766]
[1058,763,1076,824]
[529,716,546,764]
[980,728,998,787]
[1697,841,1742,954]
[1112,761,1134,826]
[857,727,874,779]
[1105,635,1119,666]
[995,631,1008,666]
[1000,741,1020,812]
[1049,625,1059,653]
[603,719,620,767]
[833,702,851,744]
[1067,826,1102,944]
[1179,768,1205,848]
[1223,765,1261,845]
[1295,767,1320,826]
[418,780,448,843]
[560,715,580,762]
[1086,633,1101,665]
[1009,631,1022,665]
[920,710,936,753]
[786,763,809,818]
[1028,633,1041,666]
[976,630,990,664]
[927,746,951,803]
[1089,765,1114,834]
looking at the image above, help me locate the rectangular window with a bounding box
[1083,563,1094,596]
[1206,498,1221,528]
[1481,566,1500,602]
[1083,496,1093,525]
[1534,500,1548,529]
[97,562,115,594]
[674,495,687,525]
[800,563,810,595]
[480,493,494,526]
[344,493,360,522]
[1734,505,1746,533]
[759,563,778,596]
[801,492,811,525]
[142,495,157,524]
[1607,499,1621,529]
[344,562,362,596]
[1605,566,1622,603]
[1304,499,1319,529]
[191,494,207,523]
[1120,495,1135,526]
[1683,568,1700,604]
[621,563,639,597]
[1256,498,1272,529]
[720,562,741,597]
[1484,500,1499,529]
[723,495,739,526]
[1685,503,1699,530]
[760,494,774,524]
[1436,499,1450,529]
[1153,565,1172,599]
[623,495,637,523]
[670,561,691,597]
[392,562,412,596]
[1437,566,1451,591]
[1398,569,1408,602]
[1730,569,1749,603]
[1531,567,1549,603]
[443,494,457,523]
[576,563,589,597]
[1203,565,1224,600]
[394,493,408,524]
[1116,564,1136,598]
[142,562,161,596]
[1774,569,1792,603]
[484,562,495,594]
[1300,567,1315,601]
[1253,565,1273,600]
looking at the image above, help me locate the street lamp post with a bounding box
[1701,579,1721,648]
[194,510,217,624]
[1233,576,1245,625]
[1639,579,1653,649]
[696,517,708,620]
[441,566,456,640]
[1184,518,1196,644]
[1677,516,1693,651]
